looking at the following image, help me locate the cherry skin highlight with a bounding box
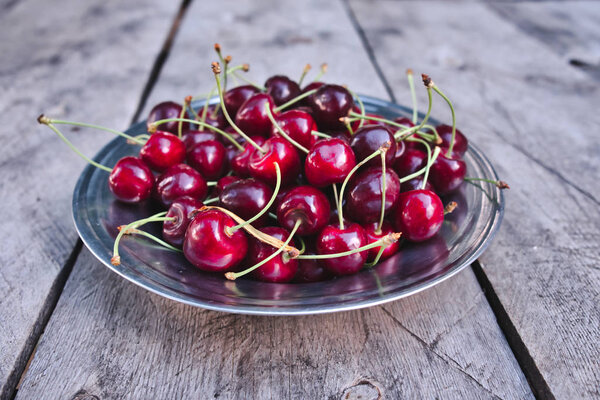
[394,189,444,242]
[307,84,354,130]
[219,178,273,227]
[186,140,228,180]
[265,75,301,106]
[139,131,186,172]
[270,109,318,149]
[235,93,276,137]
[154,164,207,207]
[316,223,368,276]
[277,185,330,236]
[248,226,298,283]
[248,137,301,186]
[108,156,154,203]
[345,166,401,224]
[305,138,356,187]
[147,101,188,134]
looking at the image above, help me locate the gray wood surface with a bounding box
[0,0,180,398]
[347,1,600,398]
[13,0,534,399]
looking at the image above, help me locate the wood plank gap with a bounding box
[471,260,555,400]
[340,0,397,103]
[129,0,193,124]
[2,240,83,400]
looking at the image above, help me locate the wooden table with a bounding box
[1,1,598,398]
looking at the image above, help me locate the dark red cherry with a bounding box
[248,137,301,186]
[394,117,415,128]
[400,176,433,193]
[270,109,318,149]
[219,178,272,227]
[305,138,356,187]
[231,136,266,177]
[196,105,226,129]
[162,196,203,247]
[224,85,259,116]
[316,223,368,276]
[186,140,228,180]
[394,148,426,178]
[183,208,248,272]
[394,189,444,242]
[154,164,207,207]
[307,84,354,130]
[277,186,330,236]
[147,101,188,134]
[265,75,301,106]
[294,256,331,283]
[300,81,324,106]
[437,124,468,157]
[362,113,388,128]
[181,130,219,151]
[247,226,298,283]
[345,166,401,224]
[215,175,241,197]
[392,139,406,163]
[349,125,397,167]
[108,156,154,203]
[235,93,276,137]
[429,149,467,195]
[363,221,400,262]
[139,131,186,172]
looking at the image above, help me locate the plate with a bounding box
[72,96,504,315]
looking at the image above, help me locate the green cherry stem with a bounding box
[407,137,433,190]
[266,104,309,153]
[225,219,302,281]
[199,87,217,124]
[273,88,318,113]
[407,69,418,124]
[111,211,170,265]
[376,151,387,234]
[148,117,244,151]
[295,232,401,260]
[347,87,366,129]
[311,130,332,139]
[178,96,191,138]
[38,115,112,172]
[298,64,311,87]
[204,197,219,204]
[41,117,146,145]
[129,228,182,253]
[364,245,387,268]
[297,236,306,255]
[313,63,328,82]
[464,177,510,189]
[232,71,265,91]
[399,146,441,184]
[428,80,457,157]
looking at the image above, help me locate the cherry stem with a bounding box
[296,232,401,260]
[406,69,418,124]
[38,116,112,173]
[149,117,244,151]
[225,219,301,281]
[268,212,278,220]
[444,201,458,215]
[311,130,331,139]
[42,118,146,145]
[413,82,433,139]
[298,64,311,86]
[206,181,218,186]
[332,183,340,221]
[407,137,432,189]
[273,88,318,113]
[376,151,387,234]
[338,146,387,229]
[399,146,441,183]
[128,228,182,253]
[204,197,219,204]
[231,71,265,91]
[313,63,328,82]
[199,87,217,124]
[347,88,366,129]
[347,113,436,142]
[265,104,309,153]
[111,211,170,265]
[430,84,456,157]
[464,177,510,189]
[297,236,306,255]
[212,63,264,153]
[228,163,281,234]
[365,245,386,268]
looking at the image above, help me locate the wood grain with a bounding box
[0,0,180,398]
[14,0,533,399]
[347,1,600,398]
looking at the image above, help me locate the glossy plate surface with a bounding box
[73,96,504,315]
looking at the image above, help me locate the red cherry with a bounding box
[235,93,276,137]
[224,85,259,116]
[345,166,401,224]
[394,117,415,127]
[436,124,469,157]
[400,176,433,193]
[215,175,241,197]
[186,140,228,180]
[265,75,301,106]
[181,130,219,151]
[349,125,397,167]
[305,138,356,187]
[429,149,467,195]
[307,84,354,130]
[248,137,301,186]
[270,109,318,149]
[294,256,331,283]
[300,81,324,107]
[196,105,226,129]
[277,185,330,236]
[139,131,186,172]
[394,148,426,178]
[162,196,203,247]
[219,178,273,228]
[154,164,207,207]
[394,189,444,242]
[231,136,266,177]
[183,208,248,272]
[147,101,189,134]
[316,223,368,276]
[247,226,298,283]
[363,221,400,262]
[108,156,154,203]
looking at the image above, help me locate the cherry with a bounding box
[300,81,324,106]
[247,226,298,282]
[429,149,467,195]
[181,130,219,150]
[224,85,259,116]
[437,124,468,157]
[349,125,397,167]
[345,166,401,224]
[235,93,276,137]
[394,117,415,127]
[400,176,433,193]
[270,109,318,149]
[162,196,203,247]
[187,140,228,180]
[147,101,188,134]
[219,178,273,227]
[183,208,248,272]
[294,256,331,283]
[248,137,301,186]
[231,136,266,177]
[154,164,207,207]
[139,131,186,172]
[305,138,356,187]
[277,185,330,236]
[363,221,399,262]
[307,84,354,130]
[392,139,406,163]
[196,105,226,129]
[109,156,155,203]
[394,148,426,178]
[316,223,368,276]
[265,75,301,106]
[394,189,444,242]
[215,175,241,197]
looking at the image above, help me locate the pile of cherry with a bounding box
[39,46,506,284]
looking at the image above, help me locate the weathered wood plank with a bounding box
[347,1,600,398]
[0,0,180,398]
[15,0,533,399]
